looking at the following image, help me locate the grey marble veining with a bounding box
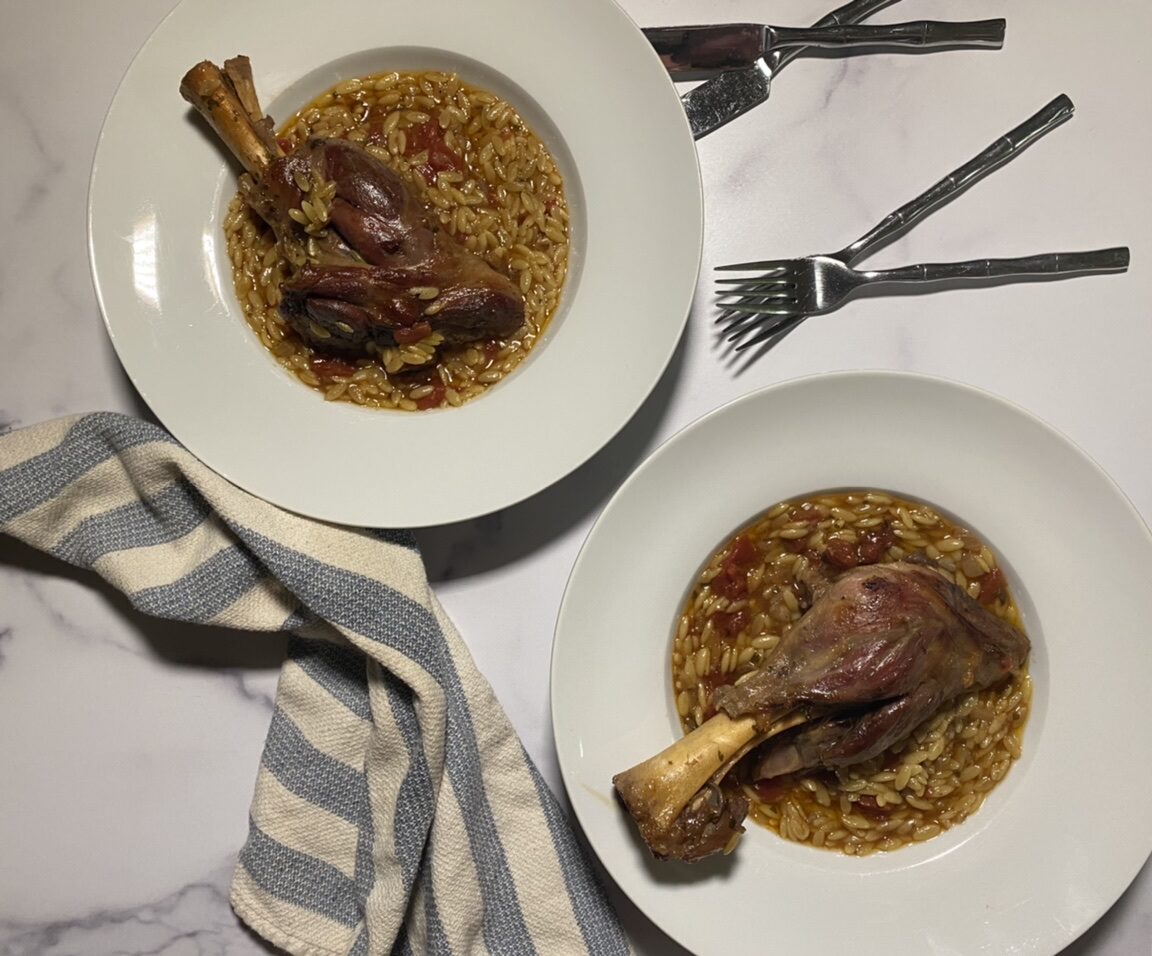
[0,863,273,956]
[8,572,284,706]
[1,0,1150,953]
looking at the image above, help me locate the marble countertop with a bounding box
[1,0,1149,953]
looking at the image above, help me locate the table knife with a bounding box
[645,19,1004,80]
[678,0,901,140]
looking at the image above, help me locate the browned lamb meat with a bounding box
[612,561,1030,862]
[180,57,524,354]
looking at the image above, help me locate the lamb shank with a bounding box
[612,561,1030,862]
[180,57,524,354]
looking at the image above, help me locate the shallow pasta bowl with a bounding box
[552,370,1152,956]
[88,0,702,527]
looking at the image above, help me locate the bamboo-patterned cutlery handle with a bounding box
[770,19,1004,50]
[863,247,1130,284]
[842,95,1075,263]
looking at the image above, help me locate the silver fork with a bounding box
[719,249,1130,346]
[717,94,1130,351]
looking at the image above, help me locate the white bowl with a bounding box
[553,370,1152,956]
[89,0,702,527]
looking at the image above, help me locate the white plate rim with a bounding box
[552,369,1152,956]
[88,0,702,528]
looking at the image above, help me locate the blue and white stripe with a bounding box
[0,413,628,956]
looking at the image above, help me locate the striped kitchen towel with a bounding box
[0,413,629,956]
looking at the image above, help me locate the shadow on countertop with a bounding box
[0,535,288,674]
[1,330,688,660]
[4,360,285,674]
[108,316,689,584]
[415,331,689,582]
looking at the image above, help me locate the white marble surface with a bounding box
[1,0,1150,953]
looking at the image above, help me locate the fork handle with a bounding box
[841,95,1075,263]
[862,247,1130,284]
[770,19,1004,50]
[770,0,903,73]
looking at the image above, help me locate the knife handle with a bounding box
[771,19,1005,50]
[643,24,765,76]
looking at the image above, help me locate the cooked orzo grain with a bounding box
[223,69,569,411]
[671,490,1031,856]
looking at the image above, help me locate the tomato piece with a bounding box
[710,608,750,640]
[392,320,434,345]
[859,526,896,564]
[823,523,896,569]
[402,119,463,184]
[853,795,891,820]
[415,384,447,410]
[753,775,796,804]
[308,355,359,379]
[824,538,859,570]
[977,566,1006,604]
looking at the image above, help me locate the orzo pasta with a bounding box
[671,490,1031,856]
[223,69,569,411]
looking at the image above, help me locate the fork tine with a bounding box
[716,282,794,298]
[727,312,797,342]
[718,304,783,334]
[721,311,773,342]
[716,307,791,337]
[734,316,805,351]
[718,302,800,317]
[716,291,794,308]
[714,293,797,308]
[714,268,789,283]
[715,273,788,285]
[716,259,791,272]
[715,278,794,293]
[716,299,801,337]
[716,293,794,321]
[716,307,766,332]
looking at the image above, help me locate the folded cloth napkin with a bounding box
[0,413,629,956]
